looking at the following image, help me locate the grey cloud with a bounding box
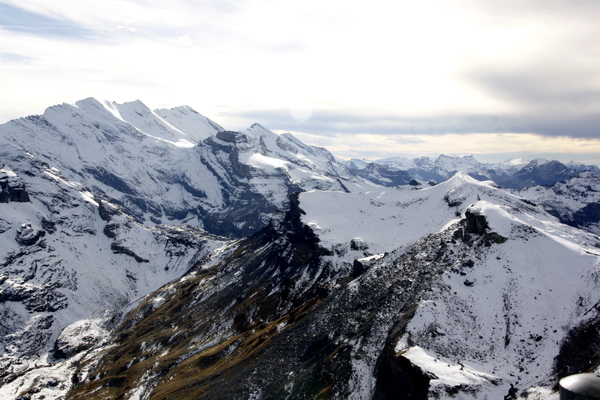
[467,65,600,111]
[220,107,600,139]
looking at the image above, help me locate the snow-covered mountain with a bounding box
[60,173,600,400]
[1,98,600,399]
[0,98,354,238]
[346,154,522,184]
[346,154,598,190]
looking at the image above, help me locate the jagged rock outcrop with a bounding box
[0,165,30,203]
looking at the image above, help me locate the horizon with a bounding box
[1,95,599,167]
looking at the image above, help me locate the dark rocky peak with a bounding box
[453,208,508,246]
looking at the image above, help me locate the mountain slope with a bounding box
[0,145,232,400]
[63,173,600,399]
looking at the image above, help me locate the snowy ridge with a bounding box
[298,171,600,398]
[154,105,224,142]
[300,172,521,257]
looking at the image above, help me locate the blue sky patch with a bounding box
[0,3,93,39]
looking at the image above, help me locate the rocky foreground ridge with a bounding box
[0,99,599,399]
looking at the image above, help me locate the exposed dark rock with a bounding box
[350,238,369,251]
[216,130,237,143]
[464,209,489,235]
[97,199,120,222]
[352,259,368,278]
[24,289,68,313]
[16,224,45,246]
[572,202,600,228]
[457,210,507,246]
[554,313,600,379]
[110,243,149,263]
[103,223,119,238]
[0,169,30,203]
[444,193,463,208]
[229,147,252,179]
[373,352,433,400]
[0,283,67,313]
[41,217,56,234]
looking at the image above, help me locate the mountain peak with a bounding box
[246,122,274,136]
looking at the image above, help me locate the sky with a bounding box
[1,0,600,165]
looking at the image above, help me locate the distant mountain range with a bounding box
[1,99,599,399]
[344,154,599,190]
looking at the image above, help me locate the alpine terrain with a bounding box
[0,98,599,400]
